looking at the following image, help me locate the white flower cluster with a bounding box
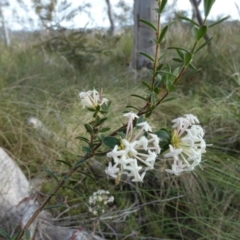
[79,89,108,109]
[88,189,114,216]
[105,112,161,182]
[164,114,206,176]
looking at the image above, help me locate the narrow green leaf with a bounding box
[95,117,108,127]
[102,136,120,149]
[188,62,198,71]
[194,37,213,53]
[139,52,154,62]
[145,110,152,118]
[184,52,193,66]
[131,94,148,101]
[126,105,140,111]
[162,97,175,103]
[168,46,191,54]
[74,158,86,168]
[177,15,200,27]
[0,228,11,239]
[172,58,183,63]
[56,159,72,167]
[99,127,110,132]
[158,52,167,62]
[82,146,92,154]
[209,16,230,28]
[156,70,176,78]
[63,186,83,196]
[139,19,157,31]
[24,229,31,240]
[158,25,168,43]
[159,0,168,13]
[84,124,93,134]
[142,81,151,90]
[204,0,215,17]
[176,49,184,59]
[75,136,90,144]
[195,25,208,41]
[43,168,58,182]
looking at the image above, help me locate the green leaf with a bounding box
[24,229,31,240]
[159,0,168,13]
[99,127,110,132]
[162,97,175,103]
[156,70,176,78]
[142,81,151,90]
[75,136,90,144]
[177,15,200,27]
[158,52,167,62]
[194,37,213,53]
[126,105,140,111]
[56,159,72,167]
[43,168,58,182]
[82,146,92,154]
[158,25,168,43]
[188,62,198,71]
[184,52,193,67]
[172,58,183,63]
[209,16,230,27]
[74,158,87,168]
[102,136,120,149]
[63,186,83,196]
[168,46,191,54]
[155,128,171,152]
[139,19,157,31]
[166,80,175,92]
[195,26,208,41]
[84,124,93,134]
[145,110,152,118]
[0,228,11,239]
[204,0,215,17]
[95,117,108,127]
[139,52,154,62]
[131,94,148,101]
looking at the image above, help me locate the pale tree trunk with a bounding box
[132,0,157,69]
[105,0,115,36]
[0,3,10,46]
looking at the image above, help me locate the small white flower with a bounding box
[105,162,119,179]
[79,89,108,109]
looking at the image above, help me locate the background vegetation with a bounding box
[0,19,240,239]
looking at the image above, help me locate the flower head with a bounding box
[105,113,161,183]
[79,89,108,110]
[88,190,114,216]
[164,114,206,175]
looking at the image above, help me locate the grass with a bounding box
[1,22,240,239]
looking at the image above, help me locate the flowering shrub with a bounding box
[14,0,229,239]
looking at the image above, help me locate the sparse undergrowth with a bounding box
[0,21,240,239]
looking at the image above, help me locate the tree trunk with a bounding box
[105,0,115,36]
[132,0,157,70]
[0,4,10,47]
